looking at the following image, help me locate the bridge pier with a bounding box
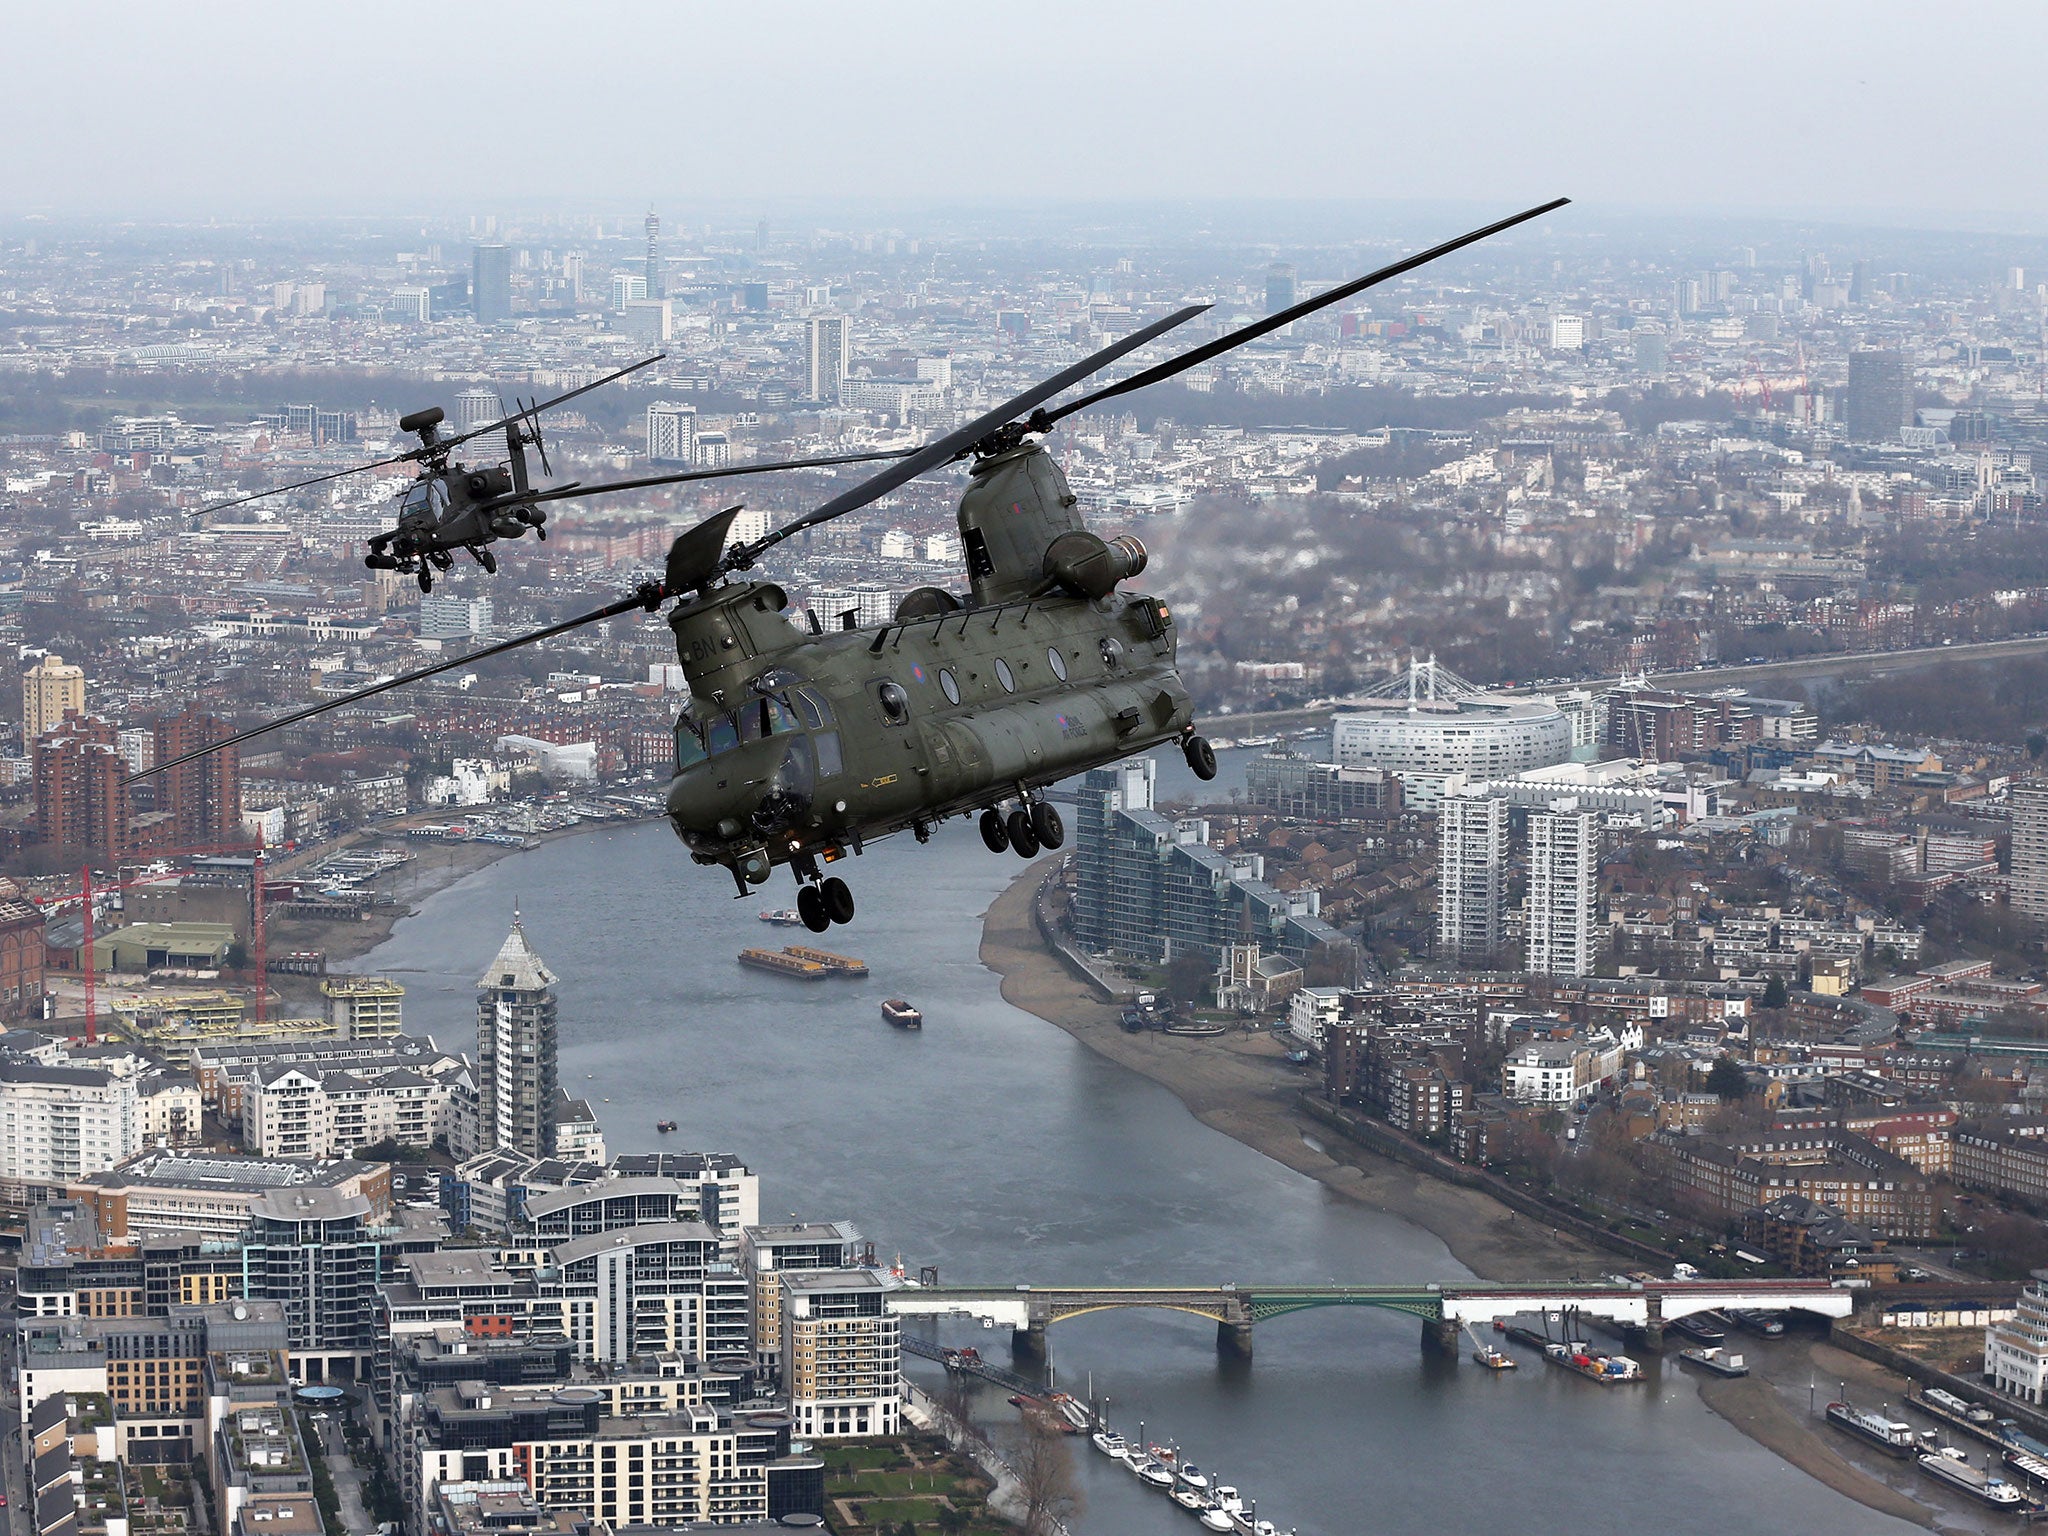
[1011,1321,1047,1362]
[1421,1317,1459,1356]
[1639,1298,1664,1352]
[1216,1319,1254,1360]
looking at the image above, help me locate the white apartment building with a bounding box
[782,1270,900,1440]
[0,1061,141,1184]
[1438,789,1507,964]
[1988,1275,2048,1404]
[1288,987,1347,1051]
[242,1058,472,1159]
[1526,801,1603,977]
[2013,781,2048,928]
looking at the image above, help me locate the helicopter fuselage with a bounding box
[662,576,1191,889]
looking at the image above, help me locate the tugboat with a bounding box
[1472,1344,1517,1370]
[656,1120,678,1134]
[758,909,805,926]
[882,999,923,1029]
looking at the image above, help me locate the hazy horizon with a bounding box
[8,1,2048,229]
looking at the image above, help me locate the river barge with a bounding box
[1918,1447,2028,1508]
[737,948,829,980]
[780,944,868,976]
[1543,1342,1642,1382]
[882,999,922,1028]
[1678,1347,1748,1377]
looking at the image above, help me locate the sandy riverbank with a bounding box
[978,859,1950,1529]
[976,858,1610,1281]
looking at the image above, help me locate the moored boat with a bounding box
[882,998,923,1028]
[1090,1429,1127,1460]
[2005,1447,2048,1487]
[1177,1462,1211,1493]
[1726,1308,1785,1337]
[1678,1347,1748,1377]
[1133,1457,1176,1490]
[1200,1510,1235,1533]
[1543,1341,1642,1382]
[1670,1312,1727,1347]
[1054,1394,1090,1430]
[1826,1400,1916,1457]
[1171,1487,1207,1511]
[1919,1446,2027,1507]
[1472,1345,1516,1370]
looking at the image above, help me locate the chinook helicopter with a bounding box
[141,199,1567,933]
[196,355,913,591]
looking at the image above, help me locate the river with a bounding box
[361,748,1929,1536]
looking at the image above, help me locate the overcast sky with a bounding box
[8,1,2046,228]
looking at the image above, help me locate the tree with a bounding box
[1760,974,1788,1009]
[1012,1408,1082,1536]
[1706,1055,1748,1102]
[1164,952,1213,1007]
[2030,733,2047,761]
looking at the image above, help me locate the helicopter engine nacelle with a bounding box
[956,442,1087,607]
[1042,530,1147,600]
[462,466,514,500]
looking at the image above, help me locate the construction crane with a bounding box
[76,845,267,1045]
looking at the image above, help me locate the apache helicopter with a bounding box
[142,199,1567,933]
[197,356,912,591]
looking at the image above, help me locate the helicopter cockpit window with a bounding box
[673,717,708,771]
[790,687,834,730]
[874,681,910,725]
[705,714,740,755]
[738,696,800,744]
[400,479,448,519]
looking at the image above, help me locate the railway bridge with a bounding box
[886,1277,1854,1359]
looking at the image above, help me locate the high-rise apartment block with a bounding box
[322,975,405,1040]
[1437,788,1507,964]
[646,401,698,464]
[22,653,84,742]
[478,917,559,1158]
[1525,801,1602,977]
[805,316,849,404]
[472,244,512,323]
[1846,349,1909,443]
[779,1269,900,1440]
[153,712,242,848]
[33,716,127,855]
[2011,781,2048,929]
[643,208,663,299]
[1266,262,1297,315]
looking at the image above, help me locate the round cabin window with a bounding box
[877,682,909,722]
[939,669,961,705]
[1047,647,1068,681]
[994,658,1016,692]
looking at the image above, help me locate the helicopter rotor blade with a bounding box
[125,581,670,785]
[1036,198,1570,430]
[192,454,419,518]
[429,354,667,456]
[722,302,1210,573]
[518,447,922,509]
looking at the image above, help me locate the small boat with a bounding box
[1091,1430,1127,1460]
[758,909,805,926]
[882,998,923,1028]
[1212,1486,1245,1517]
[1919,1446,2027,1507]
[1177,1462,1211,1493]
[1725,1308,1785,1337]
[655,1119,678,1134]
[1134,1458,1176,1490]
[1472,1345,1516,1370]
[1054,1394,1090,1430]
[1200,1511,1235,1533]
[1679,1347,1748,1377]
[1171,1487,1207,1512]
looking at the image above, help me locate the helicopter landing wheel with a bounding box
[797,884,830,933]
[820,876,855,925]
[417,568,434,594]
[1184,733,1218,781]
[1006,809,1041,858]
[979,807,1010,854]
[1029,802,1065,850]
